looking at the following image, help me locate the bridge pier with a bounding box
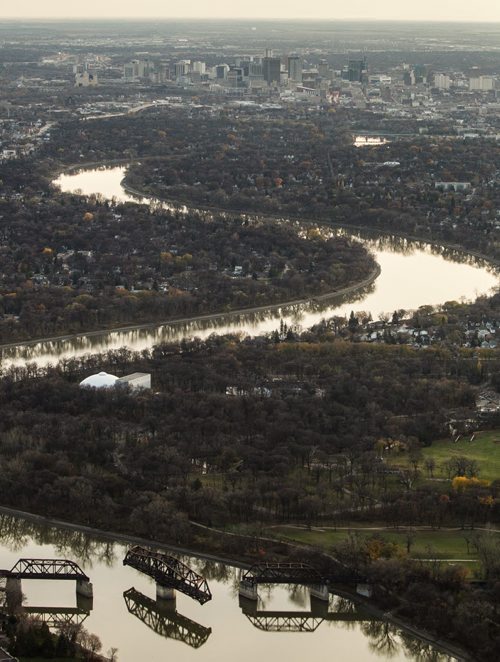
[76,579,93,599]
[309,584,329,602]
[156,584,176,601]
[76,592,94,613]
[238,580,258,601]
[5,577,22,609]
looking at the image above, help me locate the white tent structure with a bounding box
[79,371,119,389]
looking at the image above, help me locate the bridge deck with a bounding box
[123,547,212,605]
[242,562,325,585]
[0,559,89,582]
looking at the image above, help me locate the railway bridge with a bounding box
[239,562,330,602]
[123,546,212,605]
[0,558,93,601]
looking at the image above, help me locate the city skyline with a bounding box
[1,0,500,22]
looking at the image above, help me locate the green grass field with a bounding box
[268,524,500,564]
[389,430,500,482]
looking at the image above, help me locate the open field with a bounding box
[388,430,500,482]
[268,524,500,564]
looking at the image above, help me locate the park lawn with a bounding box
[269,525,500,561]
[387,430,500,482]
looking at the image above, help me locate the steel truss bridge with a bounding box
[123,546,212,605]
[241,562,325,586]
[123,587,212,649]
[0,558,89,582]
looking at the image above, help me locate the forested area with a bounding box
[0,175,374,342]
[0,336,496,533]
[0,335,499,658]
[55,104,498,261]
[0,89,499,661]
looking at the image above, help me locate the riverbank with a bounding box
[0,265,380,353]
[0,504,471,661]
[121,174,500,271]
[55,158,500,271]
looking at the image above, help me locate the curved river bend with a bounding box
[0,166,497,369]
[0,166,477,660]
[0,512,457,662]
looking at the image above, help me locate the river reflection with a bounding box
[0,513,455,661]
[0,166,496,369]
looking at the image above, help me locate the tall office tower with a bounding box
[347,58,367,83]
[216,64,230,79]
[288,55,303,83]
[174,61,190,79]
[227,67,244,88]
[318,59,329,78]
[263,56,281,84]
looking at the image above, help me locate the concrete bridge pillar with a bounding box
[76,592,94,613]
[6,577,22,610]
[76,579,93,599]
[309,584,329,602]
[156,584,176,601]
[238,580,258,601]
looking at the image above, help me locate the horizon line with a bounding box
[1,17,500,24]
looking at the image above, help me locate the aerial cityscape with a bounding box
[0,7,499,662]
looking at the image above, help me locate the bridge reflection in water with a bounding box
[0,558,93,630]
[239,593,380,634]
[123,587,212,649]
[22,597,93,629]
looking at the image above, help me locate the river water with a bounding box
[0,167,476,659]
[1,166,496,369]
[0,513,455,661]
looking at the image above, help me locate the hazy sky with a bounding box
[1,1,500,22]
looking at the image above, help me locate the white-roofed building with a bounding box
[116,372,151,391]
[79,371,119,389]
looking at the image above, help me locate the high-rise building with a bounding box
[123,62,137,81]
[192,61,206,75]
[174,61,190,79]
[342,57,367,83]
[287,55,302,83]
[227,67,244,88]
[215,64,230,79]
[318,59,329,78]
[434,73,451,90]
[263,57,281,84]
[469,75,495,92]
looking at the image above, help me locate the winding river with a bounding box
[0,165,497,369]
[0,165,486,660]
[0,512,457,662]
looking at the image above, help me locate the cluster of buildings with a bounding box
[0,116,52,162]
[120,51,371,101]
[119,49,498,100]
[354,319,499,351]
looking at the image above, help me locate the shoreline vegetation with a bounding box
[58,157,500,270]
[0,264,381,353]
[1,122,499,660]
[0,505,472,662]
